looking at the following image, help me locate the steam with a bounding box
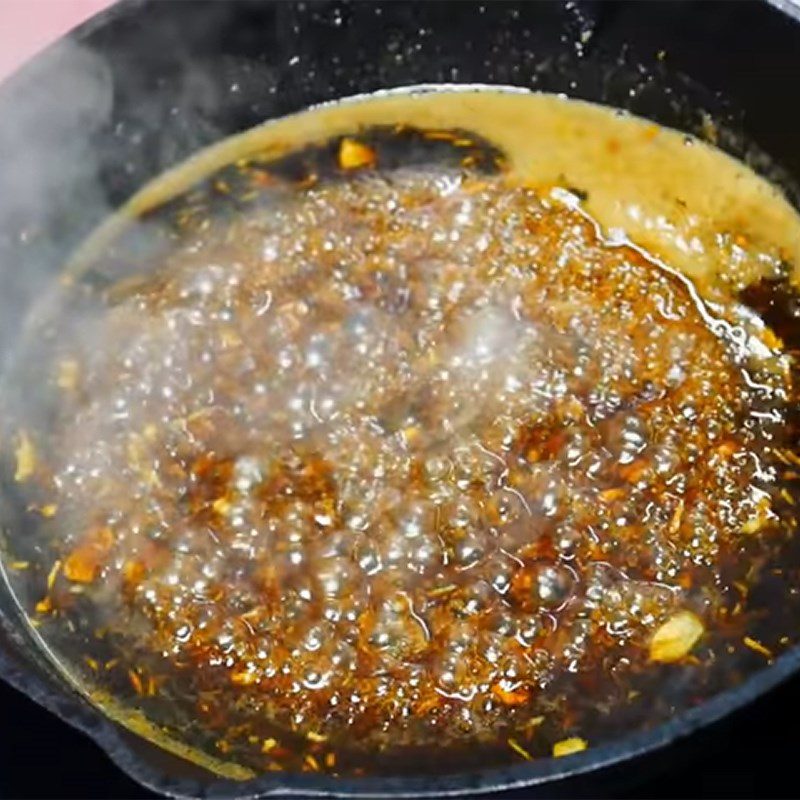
[0,16,792,773]
[0,42,112,351]
[0,29,274,619]
[2,41,111,214]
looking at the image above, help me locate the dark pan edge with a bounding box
[3,0,800,797]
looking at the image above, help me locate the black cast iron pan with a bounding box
[1,1,800,797]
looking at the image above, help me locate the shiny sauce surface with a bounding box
[4,89,800,777]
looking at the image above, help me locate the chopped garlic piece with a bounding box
[508,737,533,760]
[741,497,773,534]
[56,358,80,391]
[649,610,704,663]
[338,138,376,170]
[553,737,588,757]
[743,636,773,659]
[14,430,36,482]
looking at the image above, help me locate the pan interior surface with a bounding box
[1,2,800,798]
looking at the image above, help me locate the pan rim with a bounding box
[1,0,800,796]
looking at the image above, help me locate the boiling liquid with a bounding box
[3,88,800,777]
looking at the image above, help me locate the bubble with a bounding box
[26,155,790,760]
[511,561,577,611]
[424,454,452,482]
[554,525,582,559]
[452,533,487,566]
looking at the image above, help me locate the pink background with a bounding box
[0,0,116,82]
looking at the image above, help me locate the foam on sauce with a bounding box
[4,87,800,778]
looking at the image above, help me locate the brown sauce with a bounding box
[3,88,800,778]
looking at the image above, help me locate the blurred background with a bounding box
[0,1,114,82]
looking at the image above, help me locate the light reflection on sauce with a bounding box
[3,87,800,778]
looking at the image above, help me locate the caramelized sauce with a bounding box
[3,88,800,777]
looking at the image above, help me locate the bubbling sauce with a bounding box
[4,88,800,778]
